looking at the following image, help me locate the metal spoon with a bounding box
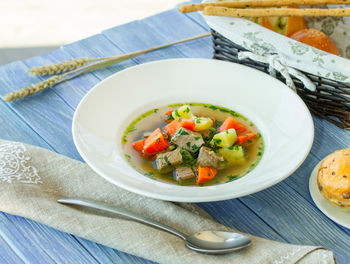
[57,197,251,255]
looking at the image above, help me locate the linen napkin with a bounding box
[0,139,335,264]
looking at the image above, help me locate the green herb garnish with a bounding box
[226,175,239,182]
[169,145,176,151]
[191,145,200,152]
[166,114,174,121]
[144,171,155,177]
[164,156,171,166]
[213,138,222,145]
[179,129,189,135]
[214,119,223,127]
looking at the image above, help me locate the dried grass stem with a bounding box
[2,75,63,102]
[29,58,102,76]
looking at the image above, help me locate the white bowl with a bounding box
[72,58,314,202]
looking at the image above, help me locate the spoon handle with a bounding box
[57,197,187,240]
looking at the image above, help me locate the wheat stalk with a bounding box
[29,57,101,75]
[2,32,211,102]
[2,76,63,102]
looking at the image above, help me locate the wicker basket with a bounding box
[211,30,350,129]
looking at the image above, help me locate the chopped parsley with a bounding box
[164,156,171,166]
[213,138,222,146]
[166,114,174,121]
[144,171,155,177]
[169,145,176,151]
[179,129,189,135]
[194,136,200,140]
[214,119,223,127]
[174,110,180,117]
[186,142,191,148]
[180,148,193,162]
[195,118,201,124]
[191,145,200,152]
[226,175,239,182]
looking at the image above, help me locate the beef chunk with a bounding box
[154,148,182,172]
[171,128,204,153]
[174,166,195,181]
[197,146,224,168]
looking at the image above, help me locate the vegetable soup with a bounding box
[122,103,264,186]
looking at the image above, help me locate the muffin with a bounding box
[290,28,340,55]
[317,149,350,209]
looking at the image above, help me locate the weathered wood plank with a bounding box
[180,6,211,31]
[76,237,156,264]
[142,10,212,58]
[0,213,56,263]
[62,34,136,80]
[0,61,80,160]
[0,87,107,264]
[0,101,52,148]
[0,231,25,264]
[5,213,102,264]
[240,182,350,258]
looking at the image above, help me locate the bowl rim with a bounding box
[72,58,314,202]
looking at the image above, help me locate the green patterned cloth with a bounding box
[203,3,350,84]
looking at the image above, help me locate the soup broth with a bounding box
[122,103,264,186]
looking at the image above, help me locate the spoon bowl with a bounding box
[185,231,251,254]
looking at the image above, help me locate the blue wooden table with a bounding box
[0,3,349,264]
